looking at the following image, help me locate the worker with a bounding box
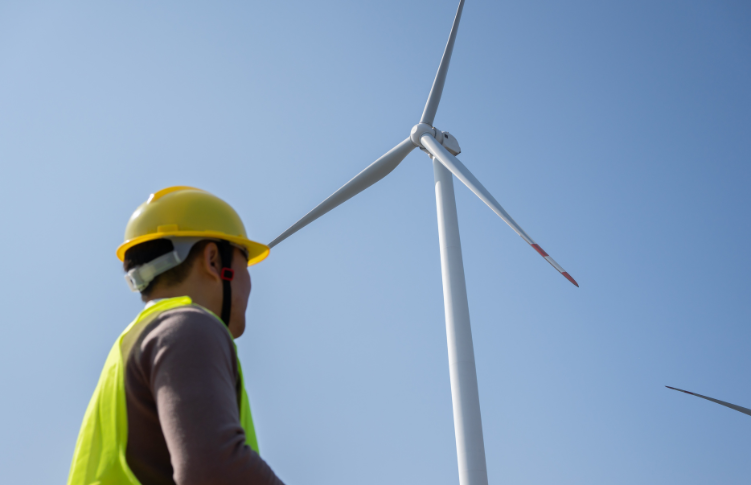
[67,186,285,485]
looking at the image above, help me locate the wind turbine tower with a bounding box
[269,2,578,484]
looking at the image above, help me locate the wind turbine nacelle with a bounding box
[440,131,461,156]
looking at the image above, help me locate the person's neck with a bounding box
[146,278,222,319]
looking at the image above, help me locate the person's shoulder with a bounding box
[145,304,233,350]
[159,304,222,325]
[130,304,238,390]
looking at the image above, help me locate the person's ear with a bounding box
[200,242,222,281]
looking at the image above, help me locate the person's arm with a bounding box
[142,307,285,485]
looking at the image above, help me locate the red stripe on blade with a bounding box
[531,244,549,257]
[562,272,579,287]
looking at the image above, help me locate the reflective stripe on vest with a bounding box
[67,296,259,485]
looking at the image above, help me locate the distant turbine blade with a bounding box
[268,138,416,248]
[666,386,751,417]
[421,134,578,287]
[420,0,466,126]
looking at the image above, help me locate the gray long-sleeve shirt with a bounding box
[123,305,285,485]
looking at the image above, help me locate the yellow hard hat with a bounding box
[116,186,269,266]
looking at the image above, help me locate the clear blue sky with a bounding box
[1,1,750,483]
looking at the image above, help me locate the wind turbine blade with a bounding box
[421,134,578,287]
[268,138,416,248]
[420,0,466,126]
[666,386,751,417]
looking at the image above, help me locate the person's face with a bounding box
[228,247,251,338]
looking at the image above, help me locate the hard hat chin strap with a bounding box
[217,240,235,327]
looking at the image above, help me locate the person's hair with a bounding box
[123,239,213,300]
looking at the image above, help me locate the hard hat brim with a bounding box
[116,231,270,266]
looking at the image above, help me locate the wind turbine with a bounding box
[269,1,578,484]
[666,386,751,417]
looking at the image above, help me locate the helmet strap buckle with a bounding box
[220,268,235,281]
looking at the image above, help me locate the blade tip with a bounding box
[666,386,694,396]
[562,272,579,287]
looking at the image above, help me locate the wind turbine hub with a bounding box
[410,123,436,148]
[410,123,462,156]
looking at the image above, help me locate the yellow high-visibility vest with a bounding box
[67,296,259,485]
